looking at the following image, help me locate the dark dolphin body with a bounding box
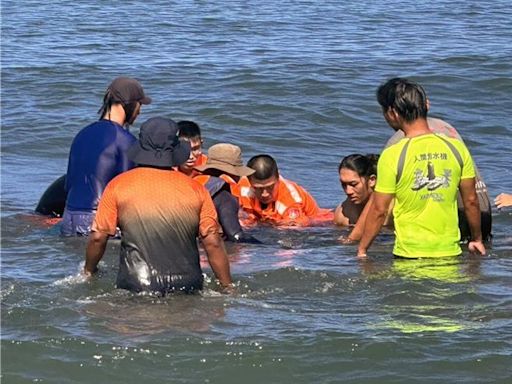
[35,175,67,217]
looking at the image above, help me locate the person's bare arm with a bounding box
[344,195,374,242]
[84,231,109,275]
[341,195,394,243]
[357,192,394,257]
[202,231,233,291]
[459,178,486,255]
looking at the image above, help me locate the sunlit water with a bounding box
[2,1,512,383]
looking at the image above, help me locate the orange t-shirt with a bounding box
[92,167,219,292]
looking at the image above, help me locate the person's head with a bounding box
[338,154,379,205]
[98,77,151,126]
[194,143,254,180]
[177,120,204,174]
[376,77,428,129]
[127,117,190,169]
[247,154,280,205]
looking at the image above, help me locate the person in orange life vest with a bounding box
[238,154,333,227]
[83,117,233,295]
[194,143,261,244]
[177,120,208,177]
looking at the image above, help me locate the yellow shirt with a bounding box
[376,134,475,257]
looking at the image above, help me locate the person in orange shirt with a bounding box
[194,143,261,243]
[177,120,208,177]
[83,117,233,295]
[238,154,333,226]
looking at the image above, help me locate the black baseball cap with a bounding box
[107,76,152,105]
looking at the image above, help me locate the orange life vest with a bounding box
[238,176,332,226]
[195,153,208,166]
[175,154,208,178]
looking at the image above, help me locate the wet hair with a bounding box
[376,77,428,122]
[177,120,202,140]
[338,154,379,177]
[98,91,115,120]
[247,154,279,180]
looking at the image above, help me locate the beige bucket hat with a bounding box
[194,143,255,177]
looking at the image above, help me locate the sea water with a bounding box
[1,1,511,383]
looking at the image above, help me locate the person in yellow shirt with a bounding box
[357,78,485,258]
[385,116,492,242]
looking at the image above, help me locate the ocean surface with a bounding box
[1,1,512,383]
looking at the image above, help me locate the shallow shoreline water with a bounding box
[2,1,512,382]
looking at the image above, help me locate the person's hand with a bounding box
[468,241,486,256]
[495,193,512,209]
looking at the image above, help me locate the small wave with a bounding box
[52,263,88,286]
[53,273,89,286]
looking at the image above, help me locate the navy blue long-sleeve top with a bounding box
[64,119,136,211]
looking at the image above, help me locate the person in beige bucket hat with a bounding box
[193,143,261,244]
[194,143,255,177]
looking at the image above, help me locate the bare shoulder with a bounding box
[334,200,356,226]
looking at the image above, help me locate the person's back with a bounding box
[357,77,485,258]
[385,117,492,242]
[65,120,135,211]
[61,76,151,236]
[85,117,233,294]
[378,133,475,256]
[94,167,213,292]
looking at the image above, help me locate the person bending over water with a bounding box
[193,143,261,243]
[335,154,393,243]
[238,154,333,227]
[334,154,379,226]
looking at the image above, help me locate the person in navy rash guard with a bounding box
[61,77,151,236]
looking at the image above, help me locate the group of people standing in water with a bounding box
[37,75,509,295]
